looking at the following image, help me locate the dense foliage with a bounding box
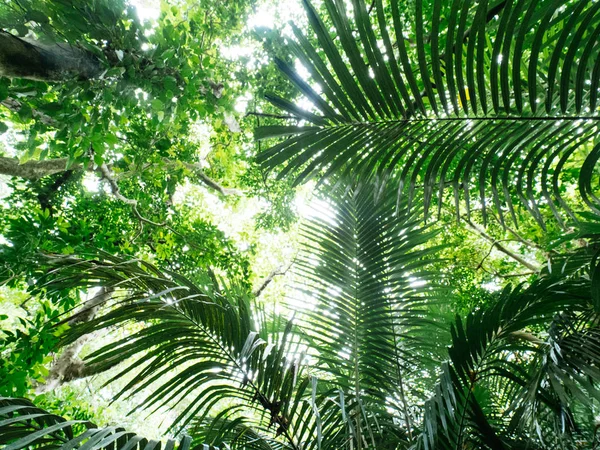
[1,0,600,449]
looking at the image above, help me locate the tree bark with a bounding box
[0,31,102,81]
[0,156,73,179]
[35,287,114,394]
[0,156,241,196]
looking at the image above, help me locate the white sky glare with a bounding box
[247,0,306,30]
[130,0,160,22]
[130,0,306,28]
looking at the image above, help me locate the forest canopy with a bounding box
[1,0,600,449]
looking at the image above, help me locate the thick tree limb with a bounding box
[1,98,58,127]
[36,287,114,393]
[0,156,73,179]
[0,31,102,81]
[464,219,541,272]
[0,155,241,196]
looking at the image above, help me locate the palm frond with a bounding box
[290,177,445,448]
[190,414,290,450]
[0,397,197,450]
[508,309,600,448]
[33,253,310,449]
[420,266,598,449]
[257,0,600,227]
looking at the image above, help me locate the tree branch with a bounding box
[495,271,536,279]
[0,155,77,179]
[180,161,243,196]
[253,259,295,298]
[464,219,541,272]
[367,0,375,14]
[36,287,114,393]
[1,98,58,127]
[98,163,136,206]
[488,211,558,256]
[99,163,165,227]
[0,30,102,81]
[245,111,297,120]
[0,155,241,198]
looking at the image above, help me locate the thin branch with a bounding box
[488,211,558,256]
[119,158,242,196]
[476,241,498,270]
[253,259,295,298]
[494,271,535,279]
[464,218,541,272]
[245,111,297,120]
[367,0,375,14]
[181,161,243,196]
[99,163,136,206]
[478,263,535,280]
[99,163,165,227]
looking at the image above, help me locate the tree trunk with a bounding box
[0,31,102,81]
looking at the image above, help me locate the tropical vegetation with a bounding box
[1,0,600,449]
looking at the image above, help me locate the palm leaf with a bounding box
[507,309,600,448]
[0,397,198,450]
[190,414,291,450]
[32,253,310,449]
[289,177,445,448]
[420,262,599,449]
[257,0,600,228]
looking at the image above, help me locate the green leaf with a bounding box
[104,67,126,78]
[17,104,32,121]
[26,10,49,24]
[0,82,8,102]
[0,397,198,450]
[151,99,164,112]
[164,76,178,92]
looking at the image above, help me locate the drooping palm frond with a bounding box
[190,415,290,450]
[32,253,311,450]
[257,0,600,228]
[0,397,197,450]
[288,177,446,448]
[507,309,600,449]
[420,265,600,450]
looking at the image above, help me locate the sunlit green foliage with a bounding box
[2,0,600,449]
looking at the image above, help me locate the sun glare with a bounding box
[129,0,160,22]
